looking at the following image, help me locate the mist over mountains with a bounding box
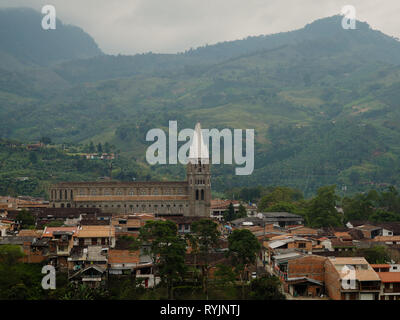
[1,7,400,196]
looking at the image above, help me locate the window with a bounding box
[196,190,199,200]
[298,243,306,248]
[129,189,134,196]
[201,189,204,200]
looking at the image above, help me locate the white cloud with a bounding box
[1,0,399,54]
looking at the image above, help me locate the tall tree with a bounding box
[191,219,220,298]
[227,229,260,299]
[306,185,341,228]
[237,204,247,218]
[139,220,187,299]
[97,142,103,154]
[223,202,235,222]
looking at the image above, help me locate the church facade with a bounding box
[49,123,211,217]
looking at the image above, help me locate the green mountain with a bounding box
[0,8,102,66]
[1,10,400,197]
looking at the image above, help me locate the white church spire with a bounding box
[189,122,209,164]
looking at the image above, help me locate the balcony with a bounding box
[384,288,400,294]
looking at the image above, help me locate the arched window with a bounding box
[196,190,199,200]
[61,203,65,208]
[66,203,71,208]
[65,190,68,200]
[201,189,204,200]
[70,190,73,199]
[59,190,62,200]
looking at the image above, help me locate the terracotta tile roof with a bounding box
[42,226,77,237]
[329,257,380,281]
[334,232,352,239]
[378,272,400,283]
[18,229,43,237]
[371,264,391,269]
[374,236,400,242]
[108,249,140,264]
[76,225,115,238]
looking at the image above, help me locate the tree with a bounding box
[369,210,400,223]
[214,264,236,287]
[264,201,299,214]
[358,246,390,264]
[342,193,374,222]
[258,187,303,212]
[139,220,187,299]
[104,142,111,153]
[237,204,247,218]
[88,141,95,153]
[306,185,341,228]
[16,210,35,229]
[0,245,24,265]
[227,229,260,299]
[223,202,235,222]
[97,142,103,154]
[191,219,220,297]
[249,275,286,300]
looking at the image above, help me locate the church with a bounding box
[49,123,211,217]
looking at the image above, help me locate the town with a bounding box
[1,126,400,300]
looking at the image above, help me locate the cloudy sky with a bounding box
[1,0,399,54]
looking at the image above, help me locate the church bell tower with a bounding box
[187,123,211,217]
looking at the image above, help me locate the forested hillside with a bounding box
[1,9,400,197]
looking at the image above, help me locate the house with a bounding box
[371,264,391,272]
[67,245,108,273]
[69,265,107,288]
[22,238,49,264]
[355,225,382,239]
[112,216,142,235]
[284,255,327,297]
[377,272,400,300]
[0,223,10,237]
[42,227,77,270]
[331,238,356,253]
[34,207,103,227]
[210,199,257,220]
[164,216,207,234]
[287,226,319,237]
[374,236,400,245]
[108,249,140,275]
[258,212,304,228]
[324,257,381,300]
[271,250,305,280]
[75,225,116,248]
